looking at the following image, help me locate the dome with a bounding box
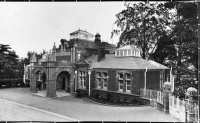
[95,33,100,37]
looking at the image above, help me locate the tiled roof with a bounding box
[86,54,169,70]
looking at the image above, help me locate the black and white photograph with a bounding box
[0,1,198,122]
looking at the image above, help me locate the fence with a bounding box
[140,88,199,123]
[169,95,186,122]
[140,88,162,107]
[185,99,198,123]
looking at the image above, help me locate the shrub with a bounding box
[131,98,138,104]
[95,93,99,99]
[75,90,82,98]
[106,92,111,102]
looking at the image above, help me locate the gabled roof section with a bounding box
[70,29,94,37]
[85,54,169,70]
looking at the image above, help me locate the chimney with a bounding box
[97,47,105,62]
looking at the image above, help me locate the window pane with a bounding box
[120,50,123,56]
[128,50,131,56]
[103,72,107,77]
[120,85,123,89]
[127,86,130,90]
[117,50,119,56]
[124,50,127,56]
[104,84,107,87]
[126,74,131,79]
[119,73,123,79]
[127,81,130,85]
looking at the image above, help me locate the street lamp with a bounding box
[74,70,77,93]
[88,70,91,96]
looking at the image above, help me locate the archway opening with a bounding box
[56,71,70,92]
[35,71,46,91]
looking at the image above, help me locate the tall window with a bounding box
[128,50,131,56]
[102,72,108,89]
[124,50,127,56]
[160,71,164,89]
[120,50,123,56]
[79,71,86,88]
[118,73,123,91]
[116,50,119,56]
[96,72,101,88]
[126,73,131,93]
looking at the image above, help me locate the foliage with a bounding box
[164,2,198,81]
[0,44,19,79]
[112,2,171,59]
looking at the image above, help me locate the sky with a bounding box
[0,2,126,58]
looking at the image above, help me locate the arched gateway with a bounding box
[30,61,76,98]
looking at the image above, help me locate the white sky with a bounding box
[0,2,126,58]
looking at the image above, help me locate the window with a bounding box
[119,73,123,80]
[125,73,131,93]
[124,50,127,56]
[97,78,101,88]
[96,71,108,89]
[120,50,123,56]
[116,50,119,56]
[128,50,131,56]
[126,81,131,93]
[119,80,123,91]
[132,50,135,56]
[126,73,131,80]
[79,70,86,88]
[160,71,164,89]
[102,78,107,89]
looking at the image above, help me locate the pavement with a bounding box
[0,87,181,122]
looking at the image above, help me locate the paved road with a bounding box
[0,88,181,122]
[0,98,77,121]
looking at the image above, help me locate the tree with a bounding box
[164,2,198,81]
[0,44,19,79]
[111,2,172,59]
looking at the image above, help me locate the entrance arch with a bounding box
[30,67,47,93]
[56,71,70,92]
[55,67,75,94]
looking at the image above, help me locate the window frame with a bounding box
[78,70,86,88]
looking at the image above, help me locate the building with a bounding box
[24,29,170,98]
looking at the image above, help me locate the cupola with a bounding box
[95,32,101,45]
[115,45,141,57]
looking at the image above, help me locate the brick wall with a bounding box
[146,71,160,90]
[107,69,117,91]
[84,68,169,97]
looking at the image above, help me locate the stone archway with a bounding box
[55,67,75,94]
[30,67,47,93]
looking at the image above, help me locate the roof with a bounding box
[70,29,94,37]
[117,45,140,51]
[86,54,169,70]
[69,38,98,49]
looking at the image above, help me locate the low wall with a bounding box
[76,88,150,105]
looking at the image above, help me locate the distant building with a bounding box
[24,29,170,98]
